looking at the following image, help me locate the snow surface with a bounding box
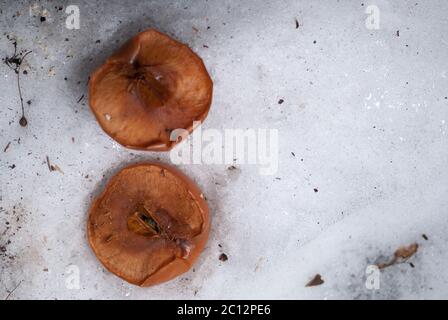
[1,0,448,299]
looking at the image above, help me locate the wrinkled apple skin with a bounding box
[89,29,213,151]
[87,162,210,287]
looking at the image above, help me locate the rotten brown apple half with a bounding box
[87,162,210,287]
[88,29,213,151]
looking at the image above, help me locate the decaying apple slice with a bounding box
[87,162,210,287]
[88,29,213,151]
